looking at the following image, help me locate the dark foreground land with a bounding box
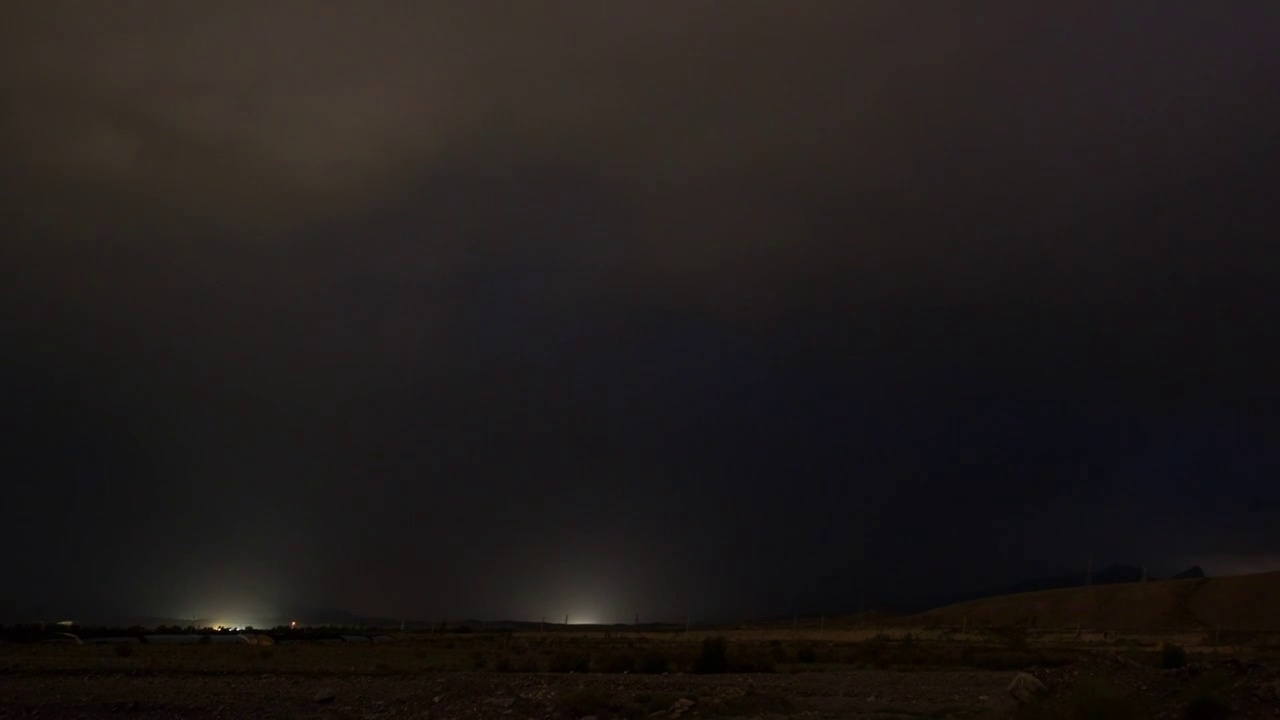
[0,669,1017,720]
[3,629,1280,719]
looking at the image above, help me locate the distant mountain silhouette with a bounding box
[886,564,1153,614]
[1171,565,1207,580]
[274,606,402,628]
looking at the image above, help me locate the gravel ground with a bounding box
[0,669,1016,719]
[7,655,1279,719]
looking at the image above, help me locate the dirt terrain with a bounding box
[0,668,1017,719]
[4,618,1280,719]
[4,652,1280,719]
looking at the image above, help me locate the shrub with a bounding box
[549,649,591,673]
[471,650,487,669]
[728,650,776,673]
[493,654,513,672]
[114,643,134,658]
[258,647,275,660]
[1162,643,1187,669]
[693,636,728,674]
[1069,678,1144,720]
[1180,670,1234,719]
[770,644,790,663]
[637,650,670,674]
[853,637,888,667]
[1059,676,1152,717]
[999,625,1029,651]
[795,646,817,664]
[600,652,636,673]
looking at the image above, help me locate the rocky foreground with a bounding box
[1008,654,1280,719]
[1,656,1278,719]
[0,669,1012,719]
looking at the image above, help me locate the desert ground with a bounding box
[5,574,1280,719]
[3,624,1280,719]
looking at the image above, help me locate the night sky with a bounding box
[3,2,1279,627]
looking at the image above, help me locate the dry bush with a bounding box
[637,650,671,674]
[599,652,636,673]
[727,646,776,673]
[1162,642,1187,669]
[549,649,591,673]
[1067,678,1145,720]
[693,636,728,674]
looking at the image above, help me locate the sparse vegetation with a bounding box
[4,614,1279,718]
[1178,669,1234,720]
[693,635,728,674]
[548,648,591,673]
[849,636,889,667]
[998,625,1029,651]
[599,651,636,673]
[1067,677,1145,720]
[637,649,671,674]
[1162,642,1187,669]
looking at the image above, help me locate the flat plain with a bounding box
[5,574,1280,719]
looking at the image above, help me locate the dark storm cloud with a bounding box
[3,1,1279,622]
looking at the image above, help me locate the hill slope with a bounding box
[895,564,1150,614]
[913,571,1280,631]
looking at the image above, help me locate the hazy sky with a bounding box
[3,1,1279,625]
